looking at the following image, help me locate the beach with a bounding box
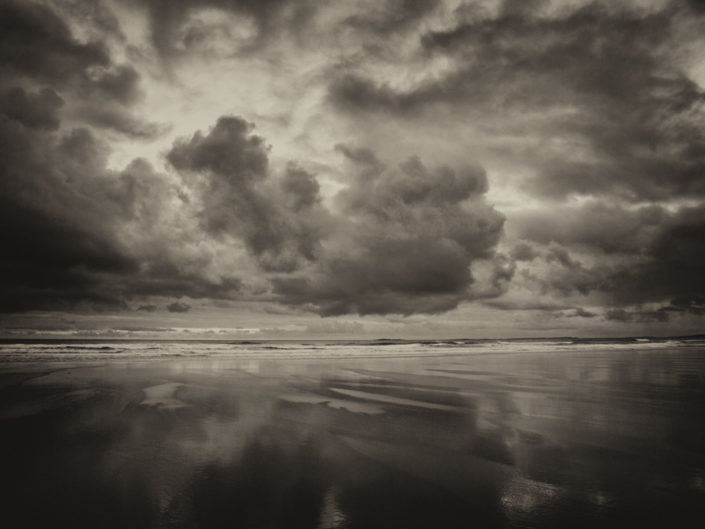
[1,339,704,528]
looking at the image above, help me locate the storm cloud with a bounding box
[273,148,505,315]
[164,118,506,315]
[327,0,705,327]
[2,0,705,335]
[167,116,328,273]
[0,0,236,311]
[0,112,242,311]
[330,2,705,201]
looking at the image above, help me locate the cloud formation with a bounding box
[163,119,506,315]
[0,5,232,311]
[0,110,243,311]
[167,301,191,313]
[167,116,328,273]
[331,2,705,200]
[273,148,505,315]
[2,0,704,335]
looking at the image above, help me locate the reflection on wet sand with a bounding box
[1,346,704,528]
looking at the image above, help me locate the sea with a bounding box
[1,335,703,361]
[1,336,704,528]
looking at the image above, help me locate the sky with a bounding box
[1,0,704,339]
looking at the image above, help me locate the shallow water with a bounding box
[1,342,704,528]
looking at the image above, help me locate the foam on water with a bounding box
[0,337,694,363]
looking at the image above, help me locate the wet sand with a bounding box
[1,345,704,528]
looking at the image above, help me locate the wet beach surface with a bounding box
[1,344,705,528]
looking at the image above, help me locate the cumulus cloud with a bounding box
[340,0,443,36]
[605,308,669,324]
[168,117,269,181]
[0,0,109,83]
[129,0,319,62]
[569,308,597,319]
[507,202,705,311]
[0,87,64,130]
[599,206,705,306]
[329,1,705,202]
[167,117,328,272]
[4,86,505,317]
[0,0,164,139]
[163,118,508,315]
[272,147,506,315]
[0,1,247,313]
[0,119,135,311]
[2,0,705,335]
[167,301,191,313]
[510,243,539,262]
[316,0,705,329]
[513,202,669,254]
[0,111,243,311]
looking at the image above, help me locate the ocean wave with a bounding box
[0,336,697,363]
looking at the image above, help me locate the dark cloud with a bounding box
[124,275,243,303]
[514,202,669,254]
[73,63,165,137]
[0,118,135,311]
[0,1,140,104]
[602,297,705,325]
[280,165,320,211]
[75,106,170,139]
[509,202,705,313]
[687,0,705,13]
[600,206,705,306]
[605,308,670,324]
[88,65,141,105]
[663,297,705,316]
[329,2,705,202]
[167,301,191,313]
[51,0,126,43]
[0,0,166,141]
[168,117,326,272]
[322,1,705,326]
[499,0,548,17]
[569,308,597,319]
[342,0,442,34]
[333,144,386,179]
[0,87,64,130]
[521,246,595,297]
[0,0,109,83]
[483,299,572,311]
[273,238,474,316]
[2,0,704,331]
[510,243,539,262]
[604,309,633,323]
[169,126,507,315]
[328,74,414,114]
[168,117,269,182]
[129,0,317,61]
[273,148,505,315]
[130,0,442,66]
[0,106,240,311]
